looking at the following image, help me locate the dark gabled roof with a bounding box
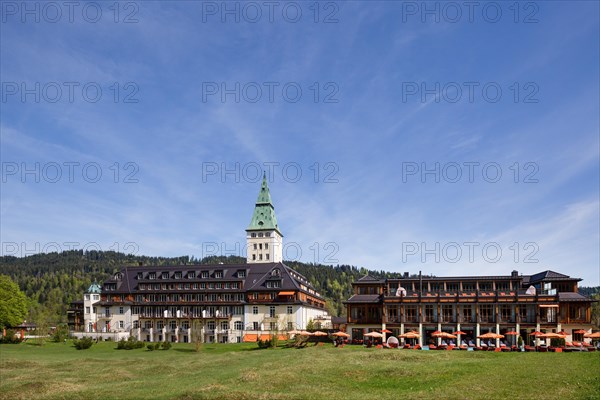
[104,262,324,301]
[344,294,381,303]
[559,292,594,302]
[527,270,580,283]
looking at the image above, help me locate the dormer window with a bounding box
[148,272,156,280]
[161,272,169,280]
[214,271,223,279]
[237,270,246,278]
[271,268,280,277]
[136,272,143,280]
[188,272,196,279]
[174,272,182,279]
[201,271,209,279]
[114,273,123,281]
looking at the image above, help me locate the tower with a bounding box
[246,173,283,263]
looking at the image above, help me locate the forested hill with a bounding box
[0,250,404,323]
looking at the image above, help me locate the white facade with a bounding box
[246,230,283,264]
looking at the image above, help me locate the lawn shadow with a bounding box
[173,348,196,353]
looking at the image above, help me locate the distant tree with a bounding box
[0,275,28,329]
[591,293,600,329]
[306,319,315,331]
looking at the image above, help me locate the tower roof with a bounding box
[247,174,281,234]
[87,282,102,294]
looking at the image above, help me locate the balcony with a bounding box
[348,317,381,324]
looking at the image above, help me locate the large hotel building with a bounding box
[345,270,596,345]
[70,176,328,343]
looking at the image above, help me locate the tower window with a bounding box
[251,233,256,238]
[265,243,268,250]
[258,233,263,237]
[265,232,271,237]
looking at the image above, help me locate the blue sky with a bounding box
[1,1,599,286]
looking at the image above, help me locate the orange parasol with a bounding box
[332,331,350,338]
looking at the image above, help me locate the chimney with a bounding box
[511,270,518,278]
[404,272,409,279]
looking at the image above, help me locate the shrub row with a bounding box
[146,341,172,351]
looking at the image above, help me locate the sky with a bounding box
[1,1,599,286]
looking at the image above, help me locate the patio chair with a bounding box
[524,345,536,352]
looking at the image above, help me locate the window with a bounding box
[149,272,156,280]
[234,321,243,330]
[252,255,256,261]
[265,232,271,237]
[425,305,434,321]
[265,243,269,250]
[480,304,494,322]
[462,282,475,291]
[119,321,124,329]
[253,306,259,315]
[133,320,139,329]
[259,254,263,261]
[253,322,259,330]
[174,272,182,279]
[258,233,263,238]
[188,272,195,279]
[287,306,293,315]
[85,307,90,314]
[207,321,215,330]
[270,322,277,330]
[93,295,99,300]
[251,233,256,238]
[287,322,293,330]
[162,272,169,279]
[270,306,276,318]
[237,270,246,278]
[137,272,143,279]
[85,294,90,300]
[253,244,257,250]
[221,321,229,330]
[170,321,177,330]
[119,307,124,315]
[259,243,263,250]
[266,254,270,260]
[215,270,223,278]
[201,271,209,279]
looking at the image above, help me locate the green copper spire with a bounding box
[247,173,281,234]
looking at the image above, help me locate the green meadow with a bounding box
[1,341,599,400]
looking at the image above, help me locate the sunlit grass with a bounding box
[1,341,599,399]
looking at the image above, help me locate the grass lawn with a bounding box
[1,341,599,400]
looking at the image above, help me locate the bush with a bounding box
[52,325,69,343]
[257,339,272,349]
[550,338,566,347]
[147,344,155,351]
[73,337,94,350]
[154,343,160,350]
[0,329,23,344]
[161,341,172,350]
[117,337,145,350]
